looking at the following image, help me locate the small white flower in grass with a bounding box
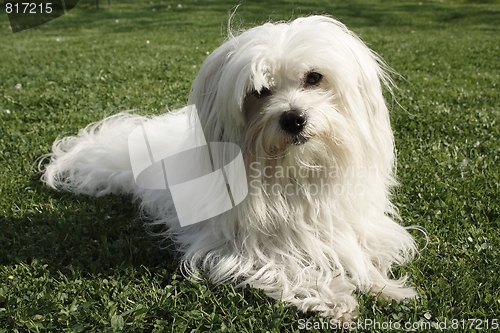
[177,4,182,8]
[116,19,119,23]
[147,40,150,44]
[56,37,61,42]
[474,141,480,147]
[15,83,22,89]
[4,109,11,114]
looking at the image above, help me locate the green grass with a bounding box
[1,0,499,331]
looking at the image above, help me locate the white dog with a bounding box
[42,15,418,321]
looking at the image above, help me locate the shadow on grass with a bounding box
[0,178,179,278]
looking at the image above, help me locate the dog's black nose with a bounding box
[279,110,307,135]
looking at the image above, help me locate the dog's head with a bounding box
[188,16,395,191]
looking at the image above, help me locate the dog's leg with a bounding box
[362,217,418,302]
[239,266,358,321]
[368,266,417,301]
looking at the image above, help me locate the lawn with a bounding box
[0,0,499,332]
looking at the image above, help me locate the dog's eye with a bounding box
[252,87,272,98]
[305,72,323,86]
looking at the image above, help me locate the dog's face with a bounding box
[243,69,332,155]
[189,16,395,188]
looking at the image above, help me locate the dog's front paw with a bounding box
[372,282,418,302]
[296,294,359,322]
[321,299,358,322]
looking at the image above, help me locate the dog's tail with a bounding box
[40,112,148,197]
[40,109,197,198]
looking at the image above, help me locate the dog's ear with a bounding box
[188,34,255,144]
[188,43,232,141]
[309,16,396,173]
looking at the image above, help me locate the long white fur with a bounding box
[41,16,417,320]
